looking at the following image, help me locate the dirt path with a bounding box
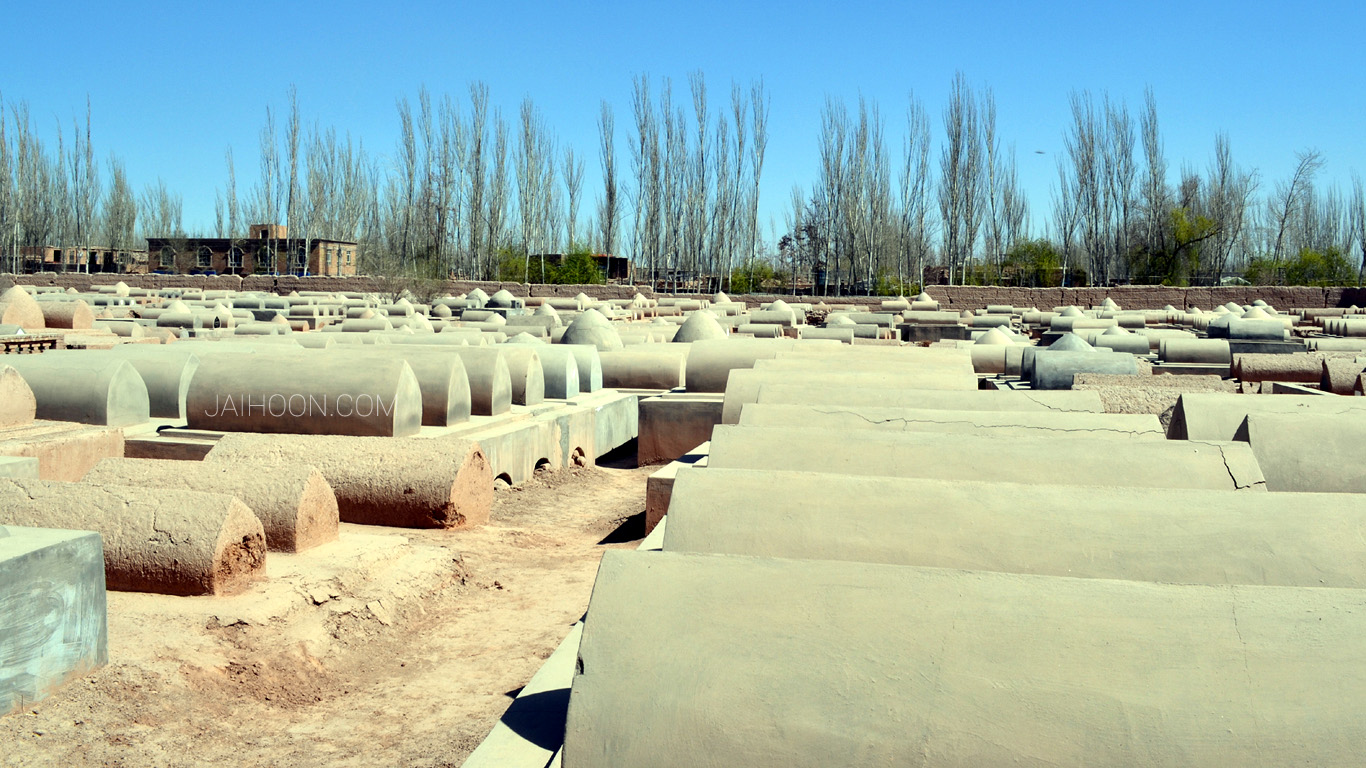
[2,462,653,768]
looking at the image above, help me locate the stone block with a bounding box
[0,525,107,716]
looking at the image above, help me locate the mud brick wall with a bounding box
[7,273,1363,310]
[666,285,1366,311]
[2,273,654,302]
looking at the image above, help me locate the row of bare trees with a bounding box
[1052,89,1366,286]
[781,74,1363,290]
[782,74,1029,294]
[0,94,149,272]
[3,78,1364,287]
[626,73,769,290]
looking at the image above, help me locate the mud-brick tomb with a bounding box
[3,278,1366,766]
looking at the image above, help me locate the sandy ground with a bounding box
[2,456,653,768]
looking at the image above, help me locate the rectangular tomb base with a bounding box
[431,389,640,484]
[637,392,724,466]
[0,420,126,481]
[644,442,710,535]
[0,525,108,716]
[900,324,972,343]
[1150,363,1233,377]
[1228,340,1307,355]
[126,390,642,488]
[1267,382,1330,395]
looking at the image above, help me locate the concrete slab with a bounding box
[751,383,1105,412]
[574,389,638,459]
[663,469,1366,587]
[565,550,1366,766]
[0,525,107,716]
[1169,392,1366,440]
[0,456,39,479]
[1235,411,1366,493]
[707,426,1266,491]
[736,404,1164,439]
[722,367,979,423]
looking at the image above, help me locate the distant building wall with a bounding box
[17,246,147,274]
[3,273,1362,310]
[143,236,357,277]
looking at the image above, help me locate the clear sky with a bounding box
[3,0,1362,244]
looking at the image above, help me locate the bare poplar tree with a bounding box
[1349,174,1366,283]
[1202,133,1256,280]
[540,132,561,268]
[68,99,99,271]
[1268,149,1324,266]
[709,104,733,288]
[1052,158,1079,279]
[484,110,511,273]
[464,82,489,276]
[747,79,770,287]
[0,93,10,269]
[139,179,183,236]
[1140,87,1170,258]
[102,156,136,256]
[635,77,658,279]
[660,82,685,286]
[1102,98,1136,281]
[715,81,748,289]
[937,72,982,284]
[597,101,619,257]
[980,87,1002,277]
[684,71,710,290]
[257,105,281,269]
[898,93,934,290]
[563,146,583,249]
[391,96,420,267]
[817,97,848,292]
[516,97,542,278]
[1064,91,1104,283]
[225,148,240,238]
[284,86,302,270]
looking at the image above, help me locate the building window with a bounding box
[228,247,244,270]
[256,246,275,274]
[160,247,176,268]
[197,246,212,268]
[292,247,307,274]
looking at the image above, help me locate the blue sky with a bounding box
[4,0,1362,243]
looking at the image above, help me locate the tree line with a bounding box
[782,76,1366,291]
[1,76,1363,289]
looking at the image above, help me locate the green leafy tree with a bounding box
[549,247,605,284]
[874,274,920,297]
[1126,207,1220,285]
[495,246,528,282]
[1245,248,1355,286]
[1002,238,1063,287]
[729,258,777,294]
[1285,247,1357,286]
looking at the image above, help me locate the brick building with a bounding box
[17,245,149,274]
[143,224,358,276]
